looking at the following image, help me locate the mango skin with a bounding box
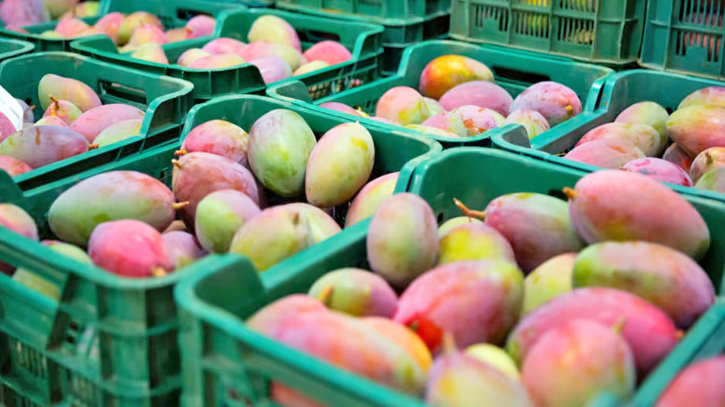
[284,203,341,244]
[344,172,399,228]
[43,98,82,126]
[504,109,550,139]
[302,41,351,66]
[663,143,694,172]
[366,193,438,287]
[35,116,68,127]
[185,15,216,39]
[690,147,725,183]
[249,56,292,84]
[506,287,679,376]
[438,223,516,266]
[678,86,725,109]
[572,241,715,329]
[228,204,315,272]
[568,170,711,260]
[655,356,725,407]
[130,43,169,64]
[248,109,317,197]
[93,12,123,43]
[248,15,302,52]
[406,125,461,139]
[423,97,444,116]
[425,351,534,407]
[438,216,482,237]
[0,204,38,240]
[118,11,162,45]
[667,105,725,157]
[182,119,249,167]
[202,38,247,55]
[361,317,432,374]
[305,123,375,207]
[452,105,502,136]
[394,260,524,354]
[48,170,176,246]
[576,122,663,157]
[622,157,694,187]
[465,343,520,380]
[0,125,89,168]
[509,82,582,126]
[422,112,468,138]
[17,99,34,123]
[439,81,513,116]
[319,102,366,118]
[38,74,101,112]
[0,155,33,177]
[176,48,211,67]
[14,240,90,299]
[294,60,329,76]
[522,320,636,407]
[522,253,576,315]
[188,53,245,69]
[615,101,669,144]
[194,189,261,254]
[484,193,585,273]
[240,41,302,71]
[375,86,430,125]
[419,55,495,100]
[70,104,145,143]
[308,268,398,317]
[162,231,206,270]
[695,166,725,193]
[94,119,143,147]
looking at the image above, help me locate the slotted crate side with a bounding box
[641,0,725,79]
[0,51,193,194]
[268,39,612,148]
[491,68,725,203]
[276,0,451,22]
[381,12,450,73]
[175,146,725,407]
[450,0,647,65]
[70,8,385,102]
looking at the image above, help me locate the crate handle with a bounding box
[491,65,551,85]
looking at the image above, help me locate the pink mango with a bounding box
[564,139,645,169]
[576,122,663,157]
[0,0,48,27]
[421,112,468,138]
[0,125,88,168]
[690,147,725,183]
[679,86,725,109]
[451,105,503,137]
[165,28,188,43]
[185,15,216,39]
[118,12,163,45]
[667,105,725,157]
[16,99,33,124]
[319,102,366,118]
[182,119,249,167]
[375,86,430,125]
[247,15,301,52]
[176,48,211,67]
[622,157,694,186]
[663,143,694,172]
[308,268,398,318]
[0,155,32,177]
[504,109,551,139]
[43,96,82,126]
[126,24,167,48]
[38,74,101,113]
[93,12,123,43]
[202,37,247,55]
[302,41,351,66]
[239,41,302,71]
[344,172,399,227]
[0,112,17,144]
[70,104,145,143]
[162,231,206,270]
[510,82,582,126]
[249,56,292,84]
[55,16,89,37]
[0,204,38,240]
[439,81,513,116]
[188,53,246,69]
[655,357,725,407]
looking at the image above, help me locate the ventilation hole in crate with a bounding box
[677,29,723,62]
[69,372,97,406]
[515,11,550,38]
[560,0,596,12]
[16,393,43,407]
[11,338,49,379]
[548,189,568,201]
[678,0,725,24]
[158,168,172,186]
[473,4,509,32]
[558,18,594,44]
[437,213,444,223]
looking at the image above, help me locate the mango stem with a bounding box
[172,159,183,170]
[174,149,187,156]
[453,198,486,221]
[562,187,577,200]
[172,201,190,210]
[151,267,168,278]
[88,144,99,150]
[441,332,458,356]
[566,105,574,115]
[317,285,334,306]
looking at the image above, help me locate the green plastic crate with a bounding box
[449,0,647,66]
[0,37,34,60]
[0,94,440,406]
[0,0,238,52]
[268,39,612,148]
[277,0,450,21]
[174,146,725,407]
[380,12,450,74]
[492,69,725,202]
[0,51,193,194]
[641,0,725,80]
[71,8,384,102]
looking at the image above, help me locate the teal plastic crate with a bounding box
[0,51,193,194]
[0,94,440,406]
[449,0,647,66]
[492,69,725,202]
[174,146,725,407]
[641,0,725,80]
[277,0,450,21]
[71,8,384,102]
[0,0,238,52]
[0,37,34,60]
[268,39,612,148]
[381,12,450,74]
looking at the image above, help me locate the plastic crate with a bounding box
[0,37,34,61]
[449,0,647,66]
[0,94,440,406]
[277,0,450,21]
[0,0,238,52]
[491,68,725,203]
[174,146,725,407]
[0,51,193,194]
[268,39,612,148]
[381,12,450,74]
[70,8,384,102]
[640,0,725,80]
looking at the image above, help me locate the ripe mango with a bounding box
[308,268,397,317]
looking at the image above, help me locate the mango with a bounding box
[0,0,48,27]
[439,81,513,116]
[72,1,98,17]
[319,102,366,118]
[247,295,327,335]
[423,97,444,116]
[165,28,189,43]
[678,86,725,109]
[421,112,468,138]
[293,60,330,76]
[451,105,503,136]
[564,139,645,169]
[43,96,82,126]
[44,0,79,19]
[419,55,494,100]
[229,204,315,272]
[130,43,169,64]
[0,125,88,168]
[522,253,576,315]
[361,317,432,373]
[663,143,694,172]
[13,240,90,300]
[395,260,524,353]
[16,99,33,124]
[615,101,669,143]
[344,172,399,227]
[405,124,461,139]
[438,223,516,266]
[655,356,725,407]
[695,166,725,193]
[40,30,64,39]
[465,343,520,380]
[89,219,173,278]
[194,189,260,253]
[248,15,301,52]
[302,41,351,65]
[185,15,216,39]
[690,147,725,182]
[366,193,438,287]
[250,56,292,84]
[0,155,32,177]
[565,170,710,259]
[162,231,206,270]
[202,37,247,55]
[94,119,143,147]
[622,157,694,186]
[126,24,167,48]
[281,203,341,244]
[172,152,262,225]
[506,287,679,376]
[426,351,534,407]
[34,116,68,127]
[576,122,663,157]
[0,113,16,143]
[188,53,245,69]
[55,16,88,37]
[504,109,551,139]
[573,241,715,328]
[0,203,38,240]
[522,320,636,407]
[177,48,211,67]
[240,41,302,71]
[70,104,145,143]
[510,82,582,126]
[308,268,398,317]
[48,170,177,246]
[38,74,101,112]
[438,216,482,237]
[118,12,163,45]
[247,109,317,197]
[93,12,123,43]
[668,105,725,157]
[375,86,430,125]
[182,120,248,167]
